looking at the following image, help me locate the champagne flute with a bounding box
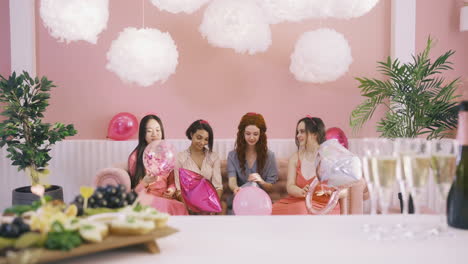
[430,139,458,234]
[398,138,432,215]
[370,139,400,215]
[432,139,458,209]
[357,138,379,215]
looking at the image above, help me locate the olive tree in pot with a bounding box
[0,71,77,205]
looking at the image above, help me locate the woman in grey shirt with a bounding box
[227,112,278,195]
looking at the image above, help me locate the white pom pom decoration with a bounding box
[256,0,379,23]
[321,0,380,19]
[40,0,109,44]
[256,0,321,24]
[150,0,211,14]
[290,28,352,84]
[106,27,179,87]
[199,0,271,54]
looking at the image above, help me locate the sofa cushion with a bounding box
[94,168,131,192]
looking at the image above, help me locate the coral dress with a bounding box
[272,159,340,215]
[129,151,188,215]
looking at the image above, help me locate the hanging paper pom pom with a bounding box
[323,0,380,19]
[106,27,179,87]
[150,0,212,14]
[256,0,379,23]
[290,28,352,83]
[256,0,320,24]
[40,0,109,44]
[199,0,271,55]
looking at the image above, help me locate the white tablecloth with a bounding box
[52,215,468,264]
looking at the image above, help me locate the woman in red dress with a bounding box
[272,116,340,215]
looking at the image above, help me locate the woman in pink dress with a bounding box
[272,116,340,215]
[128,114,188,215]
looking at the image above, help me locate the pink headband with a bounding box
[246,112,258,116]
[200,119,209,125]
[306,115,314,119]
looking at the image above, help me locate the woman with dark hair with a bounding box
[128,114,166,189]
[227,112,278,195]
[174,120,223,200]
[271,116,340,215]
[128,114,187,215]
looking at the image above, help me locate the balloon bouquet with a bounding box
[305,128,362,214]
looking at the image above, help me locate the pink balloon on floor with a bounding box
[107,112,138,140]
[325,127,349,149]
[233,186,272,215]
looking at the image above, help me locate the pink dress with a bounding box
[128,151,188,215]
[272,159,340,215]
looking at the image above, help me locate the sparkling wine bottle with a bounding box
[447,101,468,229]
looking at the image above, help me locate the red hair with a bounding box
[235,113,268,174]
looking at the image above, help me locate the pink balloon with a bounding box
[107,112,138,140]
[143,140,176,177]
[179,168,222,213]
[326,127,349,149]
[233,186,272,215]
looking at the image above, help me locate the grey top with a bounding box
[227,150,278,186]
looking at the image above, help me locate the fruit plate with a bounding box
[0,226,178,264]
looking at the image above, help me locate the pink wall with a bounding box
[416,0,468,101]
[0,0,10,77]
[33,0,466,140]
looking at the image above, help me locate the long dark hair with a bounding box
[129,115,165,189]
[235,112,268,174]
[185,119,214,152]
[295,116,326,149]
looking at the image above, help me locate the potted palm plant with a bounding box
[0,71,77,205]
[350,37,460,138]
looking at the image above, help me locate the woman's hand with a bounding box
[142,172,156,186]
[299,184,309,197]
[248,173,264,183]
[163,187,175,199]
[175,190,183,202]
[233,186,240,195]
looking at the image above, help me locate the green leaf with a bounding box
[349,36,459,139]
[0,71,77,184]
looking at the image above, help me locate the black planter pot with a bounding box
[12,185,63,206]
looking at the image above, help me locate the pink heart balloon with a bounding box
[107,112,138,141]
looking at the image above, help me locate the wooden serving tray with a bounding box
[0,226,178,264]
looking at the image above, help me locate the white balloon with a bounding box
[106,27,179,87]
[199,0,271,54]
[40,0,109,44]
[150,0,211,14]
[290,28,353,84]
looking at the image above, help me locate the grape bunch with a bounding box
[71,184,137,215]
[0,218,30,238]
